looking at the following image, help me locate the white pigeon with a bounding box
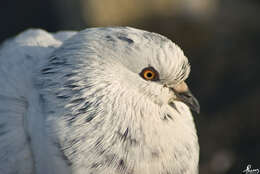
[0,27,200,174]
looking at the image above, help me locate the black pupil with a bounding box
[146,72,153,78]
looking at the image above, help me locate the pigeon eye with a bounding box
[140,67,159,81]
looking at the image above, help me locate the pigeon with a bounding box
[0,27,200,174]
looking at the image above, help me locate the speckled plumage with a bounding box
[0,27,199,174]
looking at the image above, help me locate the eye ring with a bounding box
[139,67,159,81]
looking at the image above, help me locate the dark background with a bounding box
[1,0,259,173]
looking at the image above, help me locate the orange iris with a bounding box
[143,70,156,80]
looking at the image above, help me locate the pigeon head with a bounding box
[40,27,199,174]
[49,27,199,113]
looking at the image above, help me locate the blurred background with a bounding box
[0,0,259,173]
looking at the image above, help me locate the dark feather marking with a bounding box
[48,46,56,49]
[70,98,85,104]
[151,151,159,158]
[27,135,31,143]
[98,149,105,156]
[175,62,190,82]
[140,110,145,118]
[0,123,5,130]
[41,81,59,88]
[50,61,67,66]
[42,71,56,75]
[118,159,126,170]
[25,54,33,60]
[49,56,58,62]
[91,162,102,169]
[64,84,79,88]
[78,102,91,114]
[64,80,77,86]
[48,110,55,114]
[67,115,77,125]
[104,154,118,167]
[68,138,80,146]
[167,114,173,120]
[41,67,52,72]
[118,36,134,44]
[117,128,138,146]
[162,115,168,121]
[129,137,138,146]
[94,136,106,155]
[64,72,77,77]
[169,102,180,113]
[121,128,129,141]
[85,113,95,123]
[57,95,70,99]
[61,153,73,166]
[95,136,104,147]
[106,35,115,42]
[0,123,8,136]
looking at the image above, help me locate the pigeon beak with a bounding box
[169,82,200,114]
